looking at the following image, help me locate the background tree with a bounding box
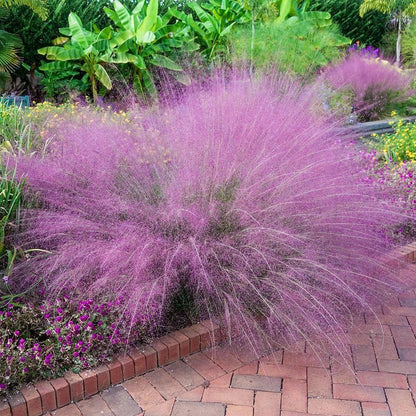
[359,0,416,65]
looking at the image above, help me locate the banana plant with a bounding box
[170,0,250,62]
[275,0,310,23]
[38,12,115,103]
[104,0,197,96]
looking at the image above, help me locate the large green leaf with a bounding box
[94,63,112,89]
[0,29,22,72]
[276,0,294,23]
[113,0,131,31]
[136,0,158,42]
[39,60,77,71]
[68,12,91,49]
[150,54,182,71]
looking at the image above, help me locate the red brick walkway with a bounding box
[37,285,416,415]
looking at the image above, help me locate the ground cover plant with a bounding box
[0,74,409,392]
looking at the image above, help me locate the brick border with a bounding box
[2,243,415,416]
[0,320,223,416]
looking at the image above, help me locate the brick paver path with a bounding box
[39,283,416,416]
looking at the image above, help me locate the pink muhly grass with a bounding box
[322,53,413,121]
[11,75,411,355]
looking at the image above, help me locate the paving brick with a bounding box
[372,335,399,360]
[330,361,357,384]
[234,363,258,375]
[171,401,225,416]
[356,370,408,389]
[258,351,283,365]
[209,374,232,388]
[226,404,253,416]
[117,353,135,380]
[351,344,378,371]
[231,346,259,365]
[349,331,373,346]
[204,346,243,373]
[385,388,416,416]
[50,378,70,408]
[63,372,84,403]
[165,360,206,390]
[361,402,392,416]
[190,323,212,349]
[333,383,385,402]
[253,391,281,416]
[398,347,416,361]
[231,374,281,392]
[128,349,147,376]
[365,313,408,326]
[123,376,165,410]
[390,325,416,348]
[177,386,204,402]
[95,365,111,391]
[20,386,42,416]
[202,387,254,406]
[7,394,26,416]
[308,398,362,416]
[0,400,11,416]
[307,367,332,398]
[101,385,142,416]
[144,398,175,416]
[140,345,158,371]
[76,395,113,416]
[107,360,123,385]
[257,363,306,380]
[169,331,190,357]
[145,368,186,399]
[184,352,226,380]
[178,327,201,354]
[151,340,169,367]
[378,359,416,374]
[399,297,416,307]
[80,369,98,397]
[283,351,329,368]
[281,379,307,413]
[34,381,56,412]
[51,403,81,416]
[387,306,416,317]
[159,335,180,363]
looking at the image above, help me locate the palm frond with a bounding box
[0,0,48,20]
[0,29,22,72]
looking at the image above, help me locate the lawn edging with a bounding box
[1,242,416,416]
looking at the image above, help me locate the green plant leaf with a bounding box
[94,63,112,89]
[150,53,182,70]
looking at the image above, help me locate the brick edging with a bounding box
[1,242,416,416]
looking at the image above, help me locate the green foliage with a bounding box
[231,12,349,76]
[105,0,195,97]
[377,117,416,163]
[1,0,111,73]
[309,0,389,46]
[0,30,22,73]
[401,21,416,67]
[0,0,47,20]
[171,0,250,62]
[38,13,116,103]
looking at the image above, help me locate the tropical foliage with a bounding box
[359,0,416,65]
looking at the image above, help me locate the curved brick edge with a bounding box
[2,242,416,416]
[0,320,223,416]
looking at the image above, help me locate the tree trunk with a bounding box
[395,14,402,66]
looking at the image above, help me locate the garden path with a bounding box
[44,277,416,416]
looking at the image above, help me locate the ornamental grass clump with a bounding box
[321,53,413,121]
[10,75,410,356]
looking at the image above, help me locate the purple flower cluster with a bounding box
[0,296,146,394]
[348,42,379,58]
